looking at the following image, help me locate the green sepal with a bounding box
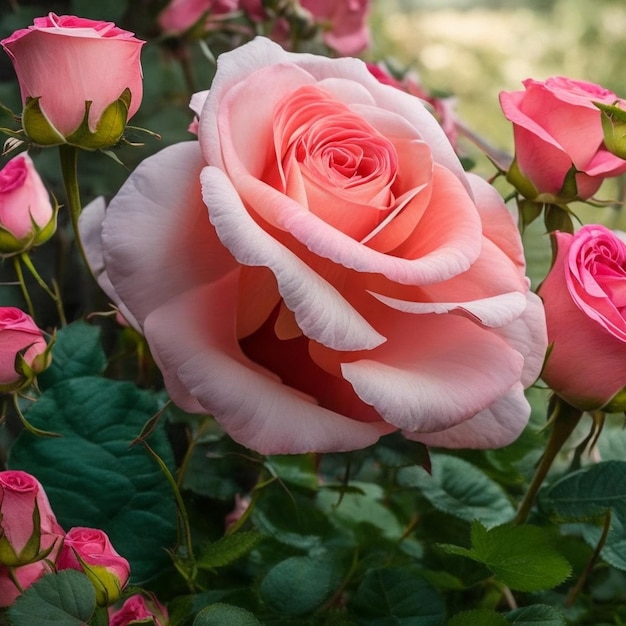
[0,197,59,258]
[65,89,131,151]
[595,100,626,159]
[602,387,626,413]
[506,156,540,201]
[22,97,66,146]
[0,500,59,566]
[72,548,124,607]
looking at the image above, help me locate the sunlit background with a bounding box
[372,0,626,151]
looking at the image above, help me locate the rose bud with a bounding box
[109,592,169,626]
[0,153,56,256]
[0,307,50,393]
[500,77,626,202]
[1,13,144,150]
[0,470,64,571]
[57,527,130,606]
[539,224,626,411]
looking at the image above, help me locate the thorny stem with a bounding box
[514,396,584,524]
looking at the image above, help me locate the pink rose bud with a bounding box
[1,13,145,150]
[0,152,56,256]
[499,77,626,202]
[0,560,55,607]
[301,0,370,56]
[109,592,169,626]
[158,0,239,35]
[538,224,626,411]
[57,527,130,606]
[0,307,50,393]
[0,470,64,570]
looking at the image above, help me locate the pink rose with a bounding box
[0,470,64,605]
[109,593,169,626]
[57,527,130,606]
[301,0,370,56]
[499,77,626,201]
[158,0,239,34]
[85,37,546,453]
[538,224,626,411]
[0,307,49,391]
[1,13,144,148]
[0,152,55,255]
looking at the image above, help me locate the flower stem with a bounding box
[58,144,94,282]
[514,396,583,524]
[12,256,35,319]
[19,252,67,326]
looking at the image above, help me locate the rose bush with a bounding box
[0,470,65,607]
[1,13,144,149]
[84,37,546,454]
[57,527,130,606]
[0,307,49,392]
[0,152,55,255]
[538,224,626,411]
[499,77,626,202]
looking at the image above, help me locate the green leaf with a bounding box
[456,522,571,592]
[7,570,96,626]
[538,461,626,570]
[259,555,341,616]
[196,531,264,570]
[37,321,107,389]
[265,454,319,490]
[507,604,567,625]
[8,377,177,583]
[252,485,337,550]
[316,481,403,540]
[349,567,446,625]
[397,454,515,527]
[447,609,509,626]
[193,604,262,626]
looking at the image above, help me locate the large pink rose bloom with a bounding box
[539,224,626,411]
[85,37,546,453]
[500,77,626,201]
[1,13,144,143]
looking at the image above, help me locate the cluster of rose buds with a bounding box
[0,469,168,622]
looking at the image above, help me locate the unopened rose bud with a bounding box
[0,153,56,256]
[57,527,130,606]
[0,307,51,393]
[596,100,626,160]
[1,13,144,150]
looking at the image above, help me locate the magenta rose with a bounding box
[499,77,626,202]
[109,593,169,626]
[1,13,144,148]
[538,224,626,411]
[301,0,370,56]
[0,307,49,392]
[0,152,55,255]
[0,470,64,605]
[84,37,546,453]
[57,527,130,606]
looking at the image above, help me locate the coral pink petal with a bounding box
[143,274,394,453]
[101,142,238,327]
[406,383,529,448]
[341,311,525,432]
